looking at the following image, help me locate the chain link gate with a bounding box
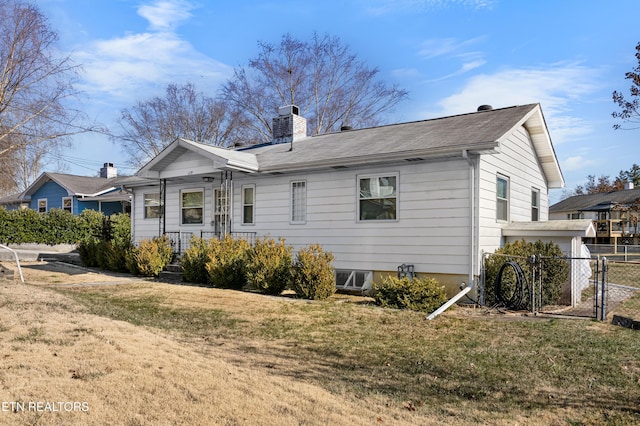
[481,253,610,320]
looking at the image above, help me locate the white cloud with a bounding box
[563,156,596,172]
[418,37,485,59]
[73,0,231,105]
[138,0,194,31]
[434,63,601,144]
[363,0,496,15]
[76,32,231,103]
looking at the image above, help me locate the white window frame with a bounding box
[62,197,72,213]
[496,174,509,222]
[531,188,540,222]
[357,173,399,222]
[180,188,204,225]
[37,199,47,213]
[290,180,307,224]
[242,184,255,225]
[144,193,161,219]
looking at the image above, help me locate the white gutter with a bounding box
[0,244,24,283]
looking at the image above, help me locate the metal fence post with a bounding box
[600,257,607,321]
[530,255,537,315]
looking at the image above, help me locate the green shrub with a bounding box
[483,239,569,308]
[181,237,213,285]
[133,235,174,277]
[373,276,447,313]
[104,214,132,272]
[291,244,336,300]
[246,236,293,295]
[205,235,251,289]
[77,238,101,267]
[77,209,105,242]
[42,209,79,244]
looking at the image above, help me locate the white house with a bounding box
[125,103,571,296]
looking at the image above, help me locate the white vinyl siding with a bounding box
[291,181,306,224]
[231,160,470,275]
[478,125,550,259]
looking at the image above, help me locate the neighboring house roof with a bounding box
[23,173,115,198]
[550,188,640,213]
[0,192,25,206]
[137,104,564,188]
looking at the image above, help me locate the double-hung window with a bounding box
[181,189,204,225]
[144,193,161,219]
[62,197,72,213]
[496,175,509,221]
[358,174,398,221]
[531,188,540,221]
[38,199,47,213]
[291,181,307,224]
[242,185,255,225]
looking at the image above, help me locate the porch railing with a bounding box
[164,231,257,255]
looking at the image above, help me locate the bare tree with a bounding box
[612,42,640,130]
[221,32,409,142]
[115,82,247,168]
[0,0,85,196]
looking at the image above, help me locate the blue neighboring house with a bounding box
[0,163,132,215]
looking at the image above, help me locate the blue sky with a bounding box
[38,0,639,203]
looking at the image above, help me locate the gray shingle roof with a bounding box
[550,188,640,212]
[138,103,564,188]
[23,173,124,198]
[244,104,539,171]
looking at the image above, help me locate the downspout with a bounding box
[428,150,476,320]
[462,149,476,290]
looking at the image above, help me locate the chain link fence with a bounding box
[604,259,640,313]
[481,253,613,319]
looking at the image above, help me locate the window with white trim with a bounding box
[496,175,509,221]
[181,189,204,225]
[358,174,398,221]
[144,193,161,219]
[38,199,47,213]
[62,197,72,213]
[242,185,255,225]
[531,188,540,221]
[291,181,306,224]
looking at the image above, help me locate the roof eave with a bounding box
[258,143,500,173]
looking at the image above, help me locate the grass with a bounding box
[55,282,640,425]
[606,261,640,288]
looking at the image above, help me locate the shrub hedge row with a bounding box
[0,207,104,245]
[182,236,337,300]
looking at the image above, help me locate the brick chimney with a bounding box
[100,162,117,178]
[272,105,306,144]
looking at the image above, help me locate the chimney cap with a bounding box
[477,104,493,112]
[278,105,299,116]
